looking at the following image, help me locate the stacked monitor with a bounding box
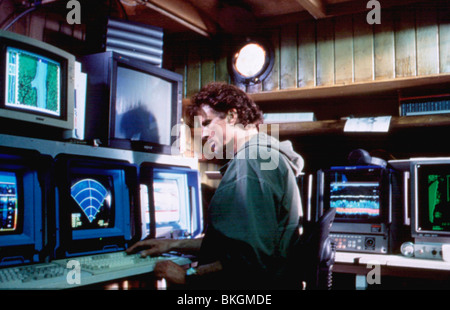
[81,51,183,154]
[0,147,204,264]
[0,30,75,139]
[139,164,203,240]
[317,165,404,254]
[53,155,141,258]
[410,159,450,243]
[0,30,201,277]
[0,31,183,156]
[0,147,52,267]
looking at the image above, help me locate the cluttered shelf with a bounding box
[182,73,450,137]
[269,113,450,137]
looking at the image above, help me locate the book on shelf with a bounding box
[400,98,450,116]
[263,112,316,123]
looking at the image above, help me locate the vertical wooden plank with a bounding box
[214,40,230,84]
[298,20,317,88]
[374,9,395,80]
[280,24,298,89]
[186,44,201,97]
[416,8,439,76]
[316,18,335,86]
[353,13,374,82]
[334,15,353,85]
[200,41,215,88]
[438,6,450,73]
[263,28,280,91]
[394,9,417,77]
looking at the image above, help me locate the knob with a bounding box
[401,242,414,257]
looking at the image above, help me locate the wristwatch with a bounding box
[186,267,198,276]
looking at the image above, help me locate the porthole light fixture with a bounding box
[229,38,274,86]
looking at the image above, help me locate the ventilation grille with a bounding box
[106,18,164,67]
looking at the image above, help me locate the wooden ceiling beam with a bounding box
[133,0,217,37]
[294,0,327,19]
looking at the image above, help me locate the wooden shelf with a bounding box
[249,73,450,103]
[182,74,450,137]
[268,113,450,136]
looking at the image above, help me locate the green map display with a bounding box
[6,47,60,116]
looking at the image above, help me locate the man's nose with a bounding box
[201,126,210,139]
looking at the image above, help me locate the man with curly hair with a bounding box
[127,82,304,289]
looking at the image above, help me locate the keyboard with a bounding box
[0,251,191,289]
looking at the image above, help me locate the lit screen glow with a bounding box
[5,47,61,116]
[330,181,380,219]
[418,172,450,232]
[153,179,181,224]
[0,172,18,233]
[70,177,114,230]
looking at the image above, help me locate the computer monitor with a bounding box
[0,147,52,267]
[317,165,404,254]
[0,30,75,138]
[80,51,182,154]
[53,154,140,258]
[411,159,450,243]
[139,164,203,240]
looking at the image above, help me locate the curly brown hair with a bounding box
[187,82,263,127]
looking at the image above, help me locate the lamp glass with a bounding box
[234,43,266,77]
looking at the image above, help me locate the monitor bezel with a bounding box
[54,154,140,258]
[0,30,75,131]
[82,51,182,155]
[411,160,450,240]
[0,147,49,266]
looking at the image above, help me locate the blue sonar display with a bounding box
[0,171,18,233]
[70,178,114,229]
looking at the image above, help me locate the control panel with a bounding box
[400,242,443,260]
[330,233,388,254]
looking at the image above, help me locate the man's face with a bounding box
[199,105,233,155]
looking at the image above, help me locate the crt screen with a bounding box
[70,176,114,230]
[153,178,181,224]
[0,171,18,233]
[418,171,450,232]
[5,47,61,117]
[114,65,173,145]
[328,170,381,221]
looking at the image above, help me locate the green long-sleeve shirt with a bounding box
[199,132,304,289]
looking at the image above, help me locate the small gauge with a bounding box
[401,242,415,257]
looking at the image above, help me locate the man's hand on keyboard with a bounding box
[126,239,176,257]
[154,260,186,285]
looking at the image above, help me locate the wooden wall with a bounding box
[1,0,87,51]
[3,0,450,188]
[165,3,450,98]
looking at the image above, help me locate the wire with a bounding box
[1,7,37,31]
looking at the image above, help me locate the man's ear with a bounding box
[226,108,238,124]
